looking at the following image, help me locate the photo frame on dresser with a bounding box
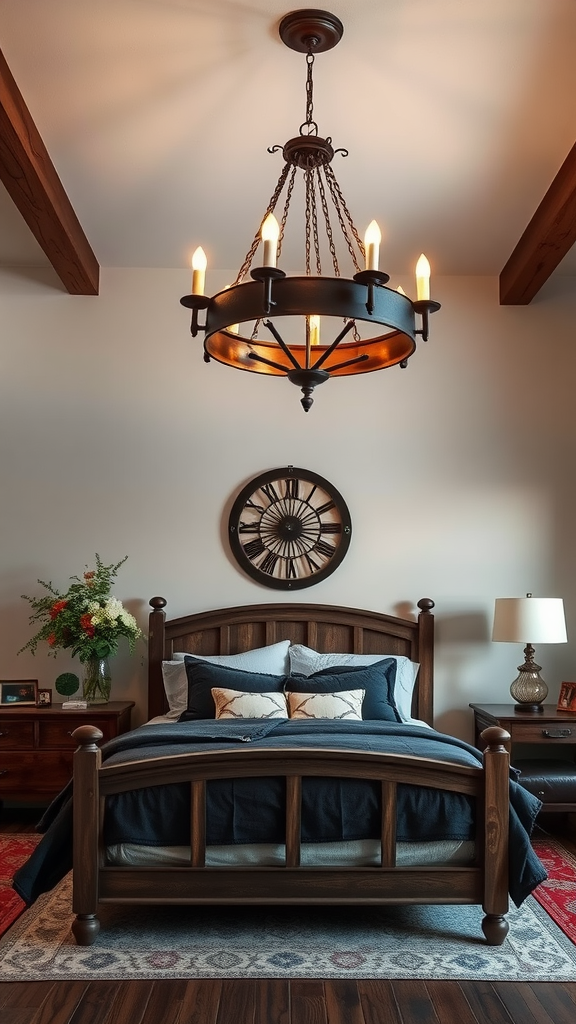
[0,679,38,706]
[37,688,52,707]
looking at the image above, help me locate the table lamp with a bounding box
[491,593,567,711]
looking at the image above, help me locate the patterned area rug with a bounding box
[1,872,576,981]
[0,834,41,938]
[532,835,576,943]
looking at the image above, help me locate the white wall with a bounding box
[2,267,576,737]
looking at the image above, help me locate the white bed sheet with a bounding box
[107,839,475,868]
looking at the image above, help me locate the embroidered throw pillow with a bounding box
[212,687,288,720]
[287,689,365,720]
[161,640,290,719]
[180,659,286,721]
[285,659,401,722]
[288,645,418,722]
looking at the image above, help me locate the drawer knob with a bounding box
[542,728,572,738]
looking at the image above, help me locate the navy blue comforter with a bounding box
[12,719,546,907]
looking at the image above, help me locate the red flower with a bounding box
[84,571,95,584]
[50,599,68,620]
[80,613,95,638]
[47,633,57,646]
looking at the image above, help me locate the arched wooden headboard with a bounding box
[148,599,435,724]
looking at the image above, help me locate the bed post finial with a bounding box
[149,597,168,720]
[417,598,435,614]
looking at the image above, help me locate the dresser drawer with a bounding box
[0,751,73,796]
[38,717,118,748]
[0,720,35,749]
[510,721,576,744]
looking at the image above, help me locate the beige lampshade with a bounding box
[492,596,567,644]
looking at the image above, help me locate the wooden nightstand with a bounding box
[470,702,576,813]
[0,700,134,805]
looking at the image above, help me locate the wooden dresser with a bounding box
[0,701,134,805]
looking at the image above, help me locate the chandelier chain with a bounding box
[305,51,315,128]
[316,169,340,277]
[305,170,323,276]
[234,162,292,284]
[279,166,298,257]
[324,165,364,273]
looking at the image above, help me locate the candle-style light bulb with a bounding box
[309,315,320,347]
[364,220,381,271]
[396,285,406,296]
[191,247,207,295]
[261,214,280,268]
[415,253,431,301]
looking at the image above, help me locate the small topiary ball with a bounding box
[55,672,80,697]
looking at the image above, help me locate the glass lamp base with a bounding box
[510,666,548,711]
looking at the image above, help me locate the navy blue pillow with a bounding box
[285,658,400,722]
[180,657,286,720]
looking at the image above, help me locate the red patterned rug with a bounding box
[0,834,41,938]
[531,835,576,943]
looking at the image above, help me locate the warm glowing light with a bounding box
[191,247,207,294]
[364,220,381,271]
[396,285,406,295]
[309,314,320,347]
[415,253,430,301]
[261,214,280,267]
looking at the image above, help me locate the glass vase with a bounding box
[82,656,112,704]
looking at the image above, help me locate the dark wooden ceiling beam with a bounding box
[0,47,99,295]
[499,142,576,305]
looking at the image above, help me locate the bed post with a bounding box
[149,596,167,720]
[416,598,435,725]
[480,725,510,945]
[71,725,103,946]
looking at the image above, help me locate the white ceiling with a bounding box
[1,0,576,278]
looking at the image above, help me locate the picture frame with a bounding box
[0,679,38,706]
[37,688,52,707]
[557,681,576,712]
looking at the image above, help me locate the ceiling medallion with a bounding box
[181,9,441,412]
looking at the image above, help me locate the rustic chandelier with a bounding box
[181,9,441,412]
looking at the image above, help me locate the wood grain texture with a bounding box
[499,142,576,305]
[1,977,576,1023]
[0,47,99,295]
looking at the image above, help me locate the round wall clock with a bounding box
[228,466,352,590]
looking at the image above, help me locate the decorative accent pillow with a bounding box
[285,659,401,722]
[180,659,286,721]
[212,687,288,720]
[161,640,290,719]
[288,645,418,722]
[287,689,365,720]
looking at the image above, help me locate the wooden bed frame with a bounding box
[70,597,511,946]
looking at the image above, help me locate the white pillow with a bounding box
[288,645,419,723]
[211,687,288,720]
[287,689,365,721]
[161,640,291,719]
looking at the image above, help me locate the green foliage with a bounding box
[19,554,144,663]
[54,672,80,697]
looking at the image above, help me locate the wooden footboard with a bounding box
[70,724,510,947]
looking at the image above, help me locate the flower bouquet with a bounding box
[19,554,143,703]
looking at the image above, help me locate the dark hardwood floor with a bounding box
[1,808,576,1024]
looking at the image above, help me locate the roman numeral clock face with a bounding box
[228,467,352,590]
